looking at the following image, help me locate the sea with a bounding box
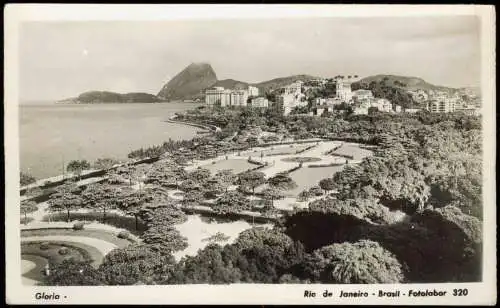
[19,102,203,179]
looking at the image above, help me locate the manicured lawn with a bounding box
[173,214,273,261]
[331,143,373,160]
[22,228,134,247]
[21,241,103,267]
[288,165,346,196]
[201,159,255,175]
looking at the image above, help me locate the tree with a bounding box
[141,224,188,253]
[297,190,312,202]
[93,158,120,171]
[20,172,36,186]
[116,188,152,230]
[303,240,405,284]
[308,186,324,196]
[238,171,266,194]
[44,259,105,286]
[66,160,91,181]
[187,167,212,184]
[319,178,335,194]
[261,187,285,208]
[20,200,38,223]
[47,182,82,222]
[268,173,297,191]
[168,244,242,284]
[99,244,176,285]
[213,191,251,214]
[81,183,120,223]
[214,169,237,191]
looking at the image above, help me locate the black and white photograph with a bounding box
[4,4,496,305]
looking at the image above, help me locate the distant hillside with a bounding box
[355,75,457,93]
[62,91,163,103]
[157,63,218,100]
[213,79,250,90]
[254,74,320,93]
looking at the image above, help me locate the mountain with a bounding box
[213,79,250,90]
[254,74,319,93]
[355,75,457,93]
[59,91,163,103]
[157,63,218,100]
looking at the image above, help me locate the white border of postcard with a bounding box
[4,4,497,305]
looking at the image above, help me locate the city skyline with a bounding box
[19,16,480,101]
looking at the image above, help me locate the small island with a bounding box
[57,91,166,104]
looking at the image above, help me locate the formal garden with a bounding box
[19,107,483,285]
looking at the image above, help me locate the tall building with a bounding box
[248,86,259,97]
[429,99,456,113]
[205,87,231,107]
[230,90,249,107]
[335,78,353,102]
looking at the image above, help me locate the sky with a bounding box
[19,16,481,101]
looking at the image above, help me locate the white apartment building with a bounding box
[371,98,393,112]
[394,104,402,113]
[335,79,353,102]
[429,99,456,113]
[250,97,269,108]
[205,87,232,107]
[352,89,374,101]
[248,86,259,97]
[230,90,249,107]
[315,97,342,106]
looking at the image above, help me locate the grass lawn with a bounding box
[22,240,104,268]
[201,159,255,175]
[288,165,346,196]
[22,228,134,247]
[331,143,373,160]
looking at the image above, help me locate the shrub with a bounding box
[58,247,70,255]
[20,217,34,225]
[40,242,50,250]
[212,161,217,164]
[117,231,130,239]
[73,222,85,230]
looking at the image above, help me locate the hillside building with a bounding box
[250,97,269,108]
[352,89,374,101]
[335,78,353,102]
[429,99,456,113]
[248,86,259,97]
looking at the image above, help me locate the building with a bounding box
[371,98,393,112]
[248,86,259,97]
[394,104,402,113]
[335,78,353,102]
[229,90,249,107]
[277,81,307,115]
[250,97,269,108]
[405,108,422,113]
[315,97,342,107]
[205,87,231,107]
[352,89,374,102]
[429,99,456,113]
